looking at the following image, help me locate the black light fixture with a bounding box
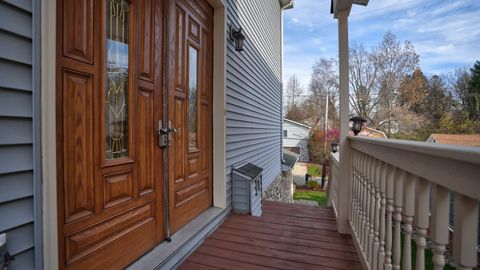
[229,25,245,52]
[350,116,366,136]
[331,140,338,153]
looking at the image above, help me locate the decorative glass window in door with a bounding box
[188,47,198,150]
[106,0,130,159]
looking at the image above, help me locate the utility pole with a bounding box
[320,92,329,189]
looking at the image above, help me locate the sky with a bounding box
[282,0,480,88]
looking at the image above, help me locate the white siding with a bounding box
[225,0,283,208]
[283,120,310,161]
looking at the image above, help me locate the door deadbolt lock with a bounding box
[158,132,168,148]
[158,120,168,148]
[157,120,180,148]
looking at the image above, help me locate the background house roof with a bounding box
[427,134,480,147]
[283,118,311,129]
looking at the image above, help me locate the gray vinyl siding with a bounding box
[0,0,41,269]
[225,0,283,208]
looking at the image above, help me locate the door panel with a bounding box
[167,0,213,233]
[57,0,165,269]
[62,70,95,223]
[62,0,94,64]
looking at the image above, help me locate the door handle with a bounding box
[157,120,181,148]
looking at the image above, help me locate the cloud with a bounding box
[283,0,480,86]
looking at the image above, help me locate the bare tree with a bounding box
[305,58,339,127]
[284,74,305,122]
[443,67,471,108]
[285,74,303,110]
[372,31,419,136]
[349,42,379,124]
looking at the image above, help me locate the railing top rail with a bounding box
[348,136,480,200]
[349,136,480,165]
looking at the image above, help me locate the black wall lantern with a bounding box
[229,25,245,52]
[331,140,338,153]
[350,116,366,136]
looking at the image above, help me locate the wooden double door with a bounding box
[56,0,213,269]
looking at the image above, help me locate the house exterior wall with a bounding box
[0,0,286,268]
[0,0,41,269]
[225,0,283,207]
[283,120,310,162]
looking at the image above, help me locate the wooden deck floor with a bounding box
[178,201,362,270]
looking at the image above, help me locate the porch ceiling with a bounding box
[331,0,369,18]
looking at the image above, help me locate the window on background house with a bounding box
[283,130,288,137]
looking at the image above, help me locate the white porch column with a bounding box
[336,8,352,234]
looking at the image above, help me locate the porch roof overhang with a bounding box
[280,0,294,10]
[330,0,369,18]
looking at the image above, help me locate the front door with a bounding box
[166,0,213,233]
[56,0,165,269]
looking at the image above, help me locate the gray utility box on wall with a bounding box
[232,163,263,216]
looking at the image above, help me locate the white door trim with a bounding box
[207,0,227,209]
[41,0,58,269]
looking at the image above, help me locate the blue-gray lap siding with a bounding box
[225,0,283,208]
[0,0,41,269]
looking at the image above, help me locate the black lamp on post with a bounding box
[229,25,245,52]
[350,116,366,136]
[331,140,338,153]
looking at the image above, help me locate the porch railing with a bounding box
[328,136,480,270]
[327,152,340,215]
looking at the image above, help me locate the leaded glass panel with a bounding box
[106,0,130,159]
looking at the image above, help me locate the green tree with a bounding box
[467,61,480,121]
[425,75,453,124]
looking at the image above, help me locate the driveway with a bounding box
[292,162,326,187]
[292,162,307,186]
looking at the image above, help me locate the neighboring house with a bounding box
[426,134,480,147]
[0,0,293,269]
[282,118,311,162]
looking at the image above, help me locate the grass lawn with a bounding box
[294,189,327,206]
[401,234,455,270]
[307,164,322,177]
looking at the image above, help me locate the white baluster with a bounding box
[392,169,404,270]
[430,184,449,270]
[402,173,415,270]
[453,193,479,270]
[364,156,372,258]
[373,159,381,270]
[352,151,358,231]
[384,165,395,270]
[356,152,362,236]
[368,158,376,266]
[360,153,367,255]
[414,177,429,270]
[378,161,386,270]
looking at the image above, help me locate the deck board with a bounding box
[180,201,362,270]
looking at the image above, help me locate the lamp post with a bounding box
[320,92,329,189]
[350,116,366,136]
[331,140,338,153]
